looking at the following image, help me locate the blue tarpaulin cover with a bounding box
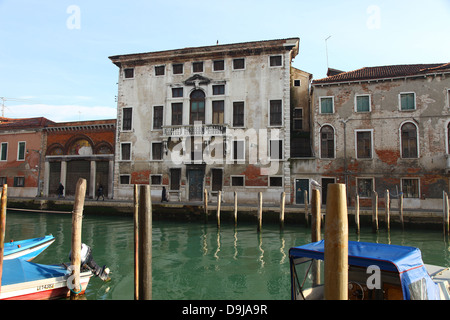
[289,240,440,300]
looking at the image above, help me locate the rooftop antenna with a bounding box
[0,97,38,117]
[325,35,332,70]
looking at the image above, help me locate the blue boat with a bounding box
[0,243,111,300]
[289,240,450,300]
[3,235,55,261]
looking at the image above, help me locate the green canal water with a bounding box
[4,210,450,300]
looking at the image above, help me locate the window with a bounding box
[270,140,283,160]
[192,61,203,73]
[120,175,130,185]
[122,107,132,131]
[294,79,301,87]
[356,130,373,159]
[121,143,131,161]
[213,85,225,95]
[212,101,224,124]
[150,175,162,185]
[17,142,26,161]
[233,140,245,162]
[269,100,282,126]
[402,178,420,198]
[231,176,244,186]
[233,102,244,127]
[213,60,224,71]
[211,169,223,192]
[190,90,205,124]
[356,178,373,198]
[356,95,371,112]
[269,176,283,187]
[172,88,183,98]
[153,106,163,130]
[170,168,181,190]
[401,122,418,158]
[152,142,163,160]
[320,125,334,158]
[400,93,416,111]
[233,58,245,70]
[270,55,282,67]
[320,97,334,114]
[14,177,25,187]
[173,63,183,74]
[0,177,6,186]
[155,65,165,76]
[447,89,450,108]
[124,68,134,79]
[1,142,7,161]
[171,103,183,126]
[293,108,303,131]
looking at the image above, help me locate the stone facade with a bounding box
[309,63,450,209]
[109,38,308,203]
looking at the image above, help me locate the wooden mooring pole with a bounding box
[385,190,390,233]
[324,184,348,300]
[138,185,152,300]
[443,191,449,238]
[70,178,86,300]
[311,188,321,287]
[133,185,139,300]
[0,185,7,291]
[280,192,285,229]
[217,191,222,229]
[372,190,379,233]
[257,192,263,232]
[355,194,360,235]
[304,190,309,227]
[398,192,404,230]
[204,189,208,222]
[234,191,238,227]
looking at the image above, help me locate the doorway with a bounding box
[188,168,204,201]
[321,178,335,205]
[295,179,309,204]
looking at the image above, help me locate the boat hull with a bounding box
[4,235,55,261]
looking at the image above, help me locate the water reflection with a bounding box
[4,211,450,300]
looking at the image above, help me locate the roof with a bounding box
[312,63,450,85]
[289,240,423,273]
[109,38,300,67]
[0,117,55,130]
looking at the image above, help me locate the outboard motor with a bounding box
[69,243,111,282]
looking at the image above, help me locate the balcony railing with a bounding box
[162,124,227,138]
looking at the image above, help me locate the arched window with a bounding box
[401,122,418,158]
[320,125,335,158]
[190,90,205,125]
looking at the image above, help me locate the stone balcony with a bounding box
[161,124,228,138]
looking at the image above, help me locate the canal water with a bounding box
[4,210,450,300]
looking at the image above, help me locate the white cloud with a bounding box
[6,104,116,122]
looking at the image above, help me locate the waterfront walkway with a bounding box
[6,195,446,228]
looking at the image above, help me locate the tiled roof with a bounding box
[312,63,450,85]
[0,117,55,130]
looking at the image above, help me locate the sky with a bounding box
[0,0,449,122]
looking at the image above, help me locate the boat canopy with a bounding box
[289,240,440,300]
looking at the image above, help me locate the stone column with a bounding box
[43,161,50,197]
[108,159,114,199]
[60,160,67,197]
[90,160,96,199]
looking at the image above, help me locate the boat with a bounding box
[289,240,450,300]
[4,235,55,261]
[0,243,110,300]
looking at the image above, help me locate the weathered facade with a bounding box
[0,117,54,197]
[309,63,450,209]
[44,120,116,198]
[109,38,309,204]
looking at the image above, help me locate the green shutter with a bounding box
[18,142,25,160]
[357,96,370,112]
[1,143,7,161]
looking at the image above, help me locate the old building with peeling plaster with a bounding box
[308,63,450,210]
[109,38,311,204]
